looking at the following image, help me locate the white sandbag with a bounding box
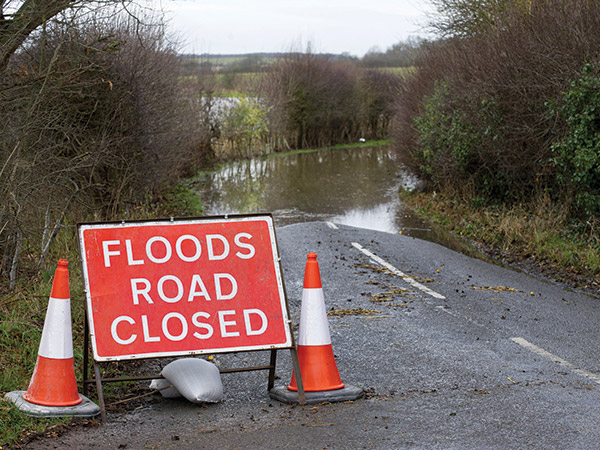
[161,358,223,404]
[149,378,182,398]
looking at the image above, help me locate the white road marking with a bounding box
[352,242,446,299]
[326,222,339,230]
[511,337,600,385]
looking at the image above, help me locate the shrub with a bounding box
[394,0,600,206]
[264,52,360,149]
[551,64,600,218]
[412,80,510,202]
[0,11,212,287]
[263,51,400,150]
[220,96,270,157]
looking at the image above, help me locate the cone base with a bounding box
[23,356,82,406]
[270,384,363,404]
[4,391,100,418]
[288,344,344,392]
[287,379,345,392]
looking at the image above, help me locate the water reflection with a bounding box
[194,146,486,258]
[197,146,423,233]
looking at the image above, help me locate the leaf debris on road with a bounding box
[327,308,381,317]
[470,285,520,292]
[369,288,412,303]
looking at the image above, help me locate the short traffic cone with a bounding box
[23,259,82,406]
[269,251,362,404]
[288,252,345,391]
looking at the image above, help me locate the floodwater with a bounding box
[194,145,480,256]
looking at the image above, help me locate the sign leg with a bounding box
[94,363,107,423]
[268,349,277,391]
[289,347,306,405]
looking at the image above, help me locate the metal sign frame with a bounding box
[77,214,305,421]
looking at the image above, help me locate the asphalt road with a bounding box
[24,222,600,449]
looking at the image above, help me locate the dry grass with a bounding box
[403,190,600,287]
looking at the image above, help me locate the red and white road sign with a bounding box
[78,215,292,361]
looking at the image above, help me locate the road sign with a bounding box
[78,215,293,361]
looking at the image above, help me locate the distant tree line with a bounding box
[361,38,424,68]
[179,39,425,77]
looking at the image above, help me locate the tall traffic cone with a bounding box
[270,252,363,404]
[23,259,81,406]
[288,252,344,391]
[4,260,99,417]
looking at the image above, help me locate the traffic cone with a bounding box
[270,251,363,404]
[288,252,345,392]
[4,260,99,417]
[23,259,81,406]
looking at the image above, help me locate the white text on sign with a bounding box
[79,218,292,361]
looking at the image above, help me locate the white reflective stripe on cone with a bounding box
[298,288,331,346]
[38,298,74,359]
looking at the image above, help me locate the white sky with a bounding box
[155,0,434,56]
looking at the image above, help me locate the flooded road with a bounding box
[194,145,477,255]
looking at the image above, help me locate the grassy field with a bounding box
[180,72,265,96]
[271,138,393,158]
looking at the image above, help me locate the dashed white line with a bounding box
[511,337,600,385]
[326,222,339,230]
[352,242,446,300]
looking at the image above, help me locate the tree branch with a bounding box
[0,0,78,70]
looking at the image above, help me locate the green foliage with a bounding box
[412,80,512,203]
[154,183,204,217]
[551,64,600,219]
[223,97,269,141]
[221,97,270,156]
[414,81,476,177]
[413,82,485,193]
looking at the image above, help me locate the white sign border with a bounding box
[78,215,293,362]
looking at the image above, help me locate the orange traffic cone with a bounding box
[269,251,362,404]
[288,252,345,392]
[23,259,82,406]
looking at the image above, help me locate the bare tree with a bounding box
[0,8,212,288]
[0,0,80,70]
[428,0,513,38]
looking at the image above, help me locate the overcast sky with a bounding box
[156,0,434,56]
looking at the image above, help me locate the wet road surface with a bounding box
[24,222,600,449]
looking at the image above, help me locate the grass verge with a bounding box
[0,232,88,448]
[402,190,600,291]
[0,181,203,448]
[272,138,393,158]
